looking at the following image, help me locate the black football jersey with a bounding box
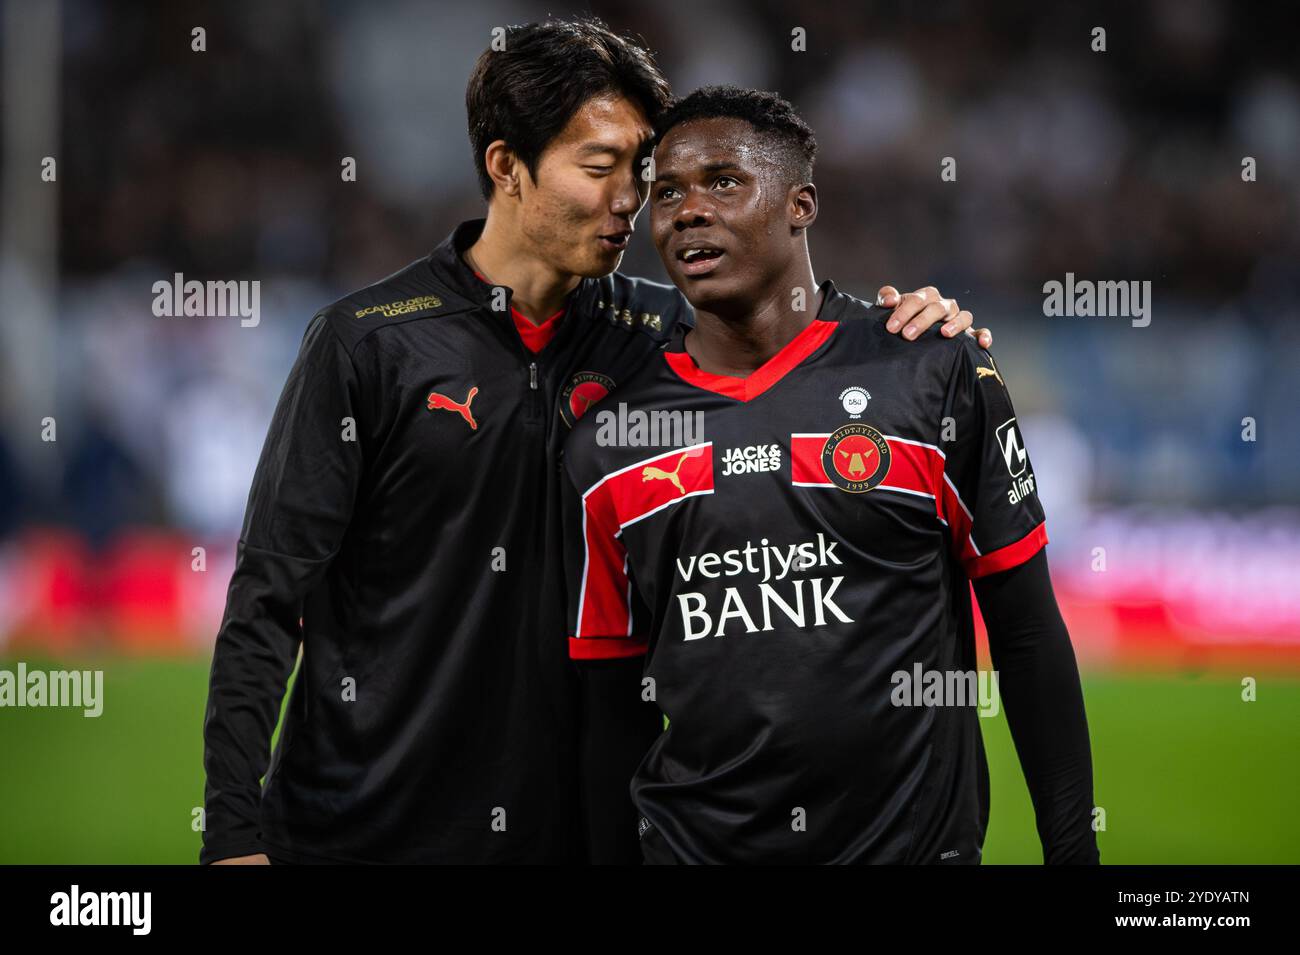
[561,280,1047,863]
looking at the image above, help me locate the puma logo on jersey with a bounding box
[838,445,876,477]
[976,357,1003,387]
[642,452,688,495]
[427,387,479,430]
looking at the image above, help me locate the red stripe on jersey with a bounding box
[573,484,634,643]
[572,444,714,655]
[965,521,1048,578]
[885,440,979,568]
[664,320,837,401]
[568,634,649,660]
[599,444,714,529]
[879,437,941,498]
[790,434,834,485]
[790,433,1019,573]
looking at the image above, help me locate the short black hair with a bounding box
[655,85,817,185]
[465,18,672,201]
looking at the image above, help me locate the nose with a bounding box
[611,170,642,216]
[673,190,715,231]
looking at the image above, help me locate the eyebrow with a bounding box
[575,128,655,157]
[575,142,623,158]
[656,159,743,183]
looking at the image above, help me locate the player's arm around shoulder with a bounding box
[875,285,992,348]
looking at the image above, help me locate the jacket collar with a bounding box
[426,218,498,307]
[427,217,604,323]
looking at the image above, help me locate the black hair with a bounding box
[655,85,817,185]
[465,17,672,201]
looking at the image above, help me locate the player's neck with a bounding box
[466,211,581,324]
[686,262,823,378]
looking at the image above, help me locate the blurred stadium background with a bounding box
[0,0,1296,863]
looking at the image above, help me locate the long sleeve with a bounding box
[972,549,1100,864]
[561,437,661,863]
[200,313,365,863]
[576,658,664,864]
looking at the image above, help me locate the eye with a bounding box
[714,175,739,189]
[584,165,614,176]
[656,185,680,201]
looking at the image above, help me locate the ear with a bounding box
[483,140,523,199]
[789,182,817,231]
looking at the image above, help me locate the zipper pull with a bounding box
[529,362,538,390]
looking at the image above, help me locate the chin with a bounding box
[575,250,623,279]
[671,275,745,312]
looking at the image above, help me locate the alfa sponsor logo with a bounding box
[995,417,1037,504]
[996,418,1026,476]
[560,371,615,426]
[821,423,891,493]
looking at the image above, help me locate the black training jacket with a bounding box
[201,218,687,863]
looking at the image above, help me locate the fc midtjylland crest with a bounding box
[560,371,614,427]
[822,423,891,493]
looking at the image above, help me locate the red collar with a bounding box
[512,304,565,353]
[471,268,565,353]
[664,319,838,401]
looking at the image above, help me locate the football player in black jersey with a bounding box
[563,86,1097,864]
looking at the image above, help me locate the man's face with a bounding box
[517,93,654,278]
[650,116,796,309]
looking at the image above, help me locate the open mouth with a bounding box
[676,246,725,276]
[598,233,630,251]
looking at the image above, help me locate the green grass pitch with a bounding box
[0,657,1295,863]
